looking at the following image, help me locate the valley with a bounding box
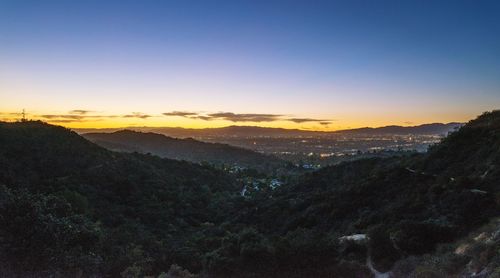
[0,111,499,277]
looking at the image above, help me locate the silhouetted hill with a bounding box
[0,112,498,277]
[0,120,238,276]
[216,111,499,276]
[82,130,284,170]
[74,122,462,138]
[338,122,462,135]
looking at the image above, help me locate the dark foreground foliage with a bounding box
[1,110,500,277]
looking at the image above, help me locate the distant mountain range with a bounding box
[75,122,463,138]
[83,130,284,170]
[1,114,498,277]
[335,122,463,136]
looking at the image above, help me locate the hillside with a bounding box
[0,112,499,277]
[82,130,284,171]
[205,111,499,277]
[0,121,240,276]
[74,122,462,138]
[337,122,462,135]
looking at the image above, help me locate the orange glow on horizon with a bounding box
[0,109,476,131]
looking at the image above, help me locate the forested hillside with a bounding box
[82,130,284,171]
[0,111,500,277]
[216,111,500,277]
[216,111,500,276]
[0,121,240,276]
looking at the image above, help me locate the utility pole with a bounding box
[21,109,26,122]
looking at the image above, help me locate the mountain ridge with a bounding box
[82,129,285,171]
[0,112,498,277]
[74,122,463,138]
[0,120,239,276]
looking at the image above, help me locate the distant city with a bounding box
[198,133,443,167]
[76,122,462,168]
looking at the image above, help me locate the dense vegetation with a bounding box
[83,130,285,172]
[0,121,240,276]
[1,111,500,277]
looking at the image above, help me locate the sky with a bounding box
[1,0,499,130]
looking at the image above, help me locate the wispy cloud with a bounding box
[123,112,152,119]
[206,112,283,122]
[47,119,105,123]
[37,113,117,123]
[162,111,284,122]
[288,117,333,124]
[2,110,152,123]
[163,111,198,117]
[162,110,336,124]
[2,109,336,126]
[190,115,214,121]
[40,114,86,120]
[69,109,93,115]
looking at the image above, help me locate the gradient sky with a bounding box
[1,0,500,130]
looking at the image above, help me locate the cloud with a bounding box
[123,112,152,119]
[5,109,336,126]
[40,114,118,120]
[69,109,93,115]
[288,118,332,124]
[42,112,151,122]
[206,112,283,122]
[190,115,214,121]
[40,114,86,120]
[38,115,88,123]
[163,110,337,124]
[164,111,284,122]
[47,119,104,123]
[163,111,199,117]
[36,113,119,123]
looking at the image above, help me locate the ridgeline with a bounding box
[0,111,499,277]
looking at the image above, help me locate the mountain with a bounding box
[82,130,285,171]
[199,111,499,277]
[0,112,499,277]
[220,111,499,276]
[336,122,463,135]
[0,120,239,276]
[74,122,463,138]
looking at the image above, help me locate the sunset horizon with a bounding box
[2,1,499,131]
[2,1,500,277]
[0,108,473,131]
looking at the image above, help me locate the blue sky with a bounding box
[1,0,499,129]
